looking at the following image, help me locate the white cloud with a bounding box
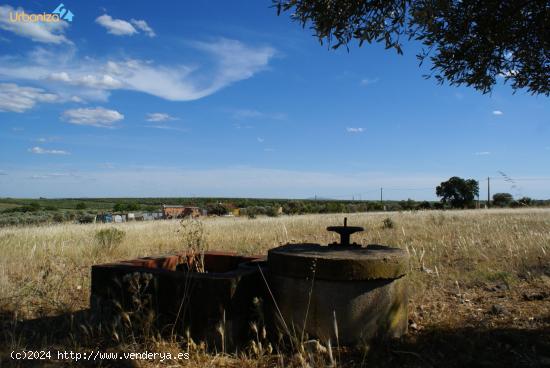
[231,108,286,120]
[130,19,155,37]
[474,151,491,156]
[144,125,187,133]
[95,15,155,37]
[70,96,84,103]
[29,172,78,179]
[0,5,70,44]
[0,83,60,112]
[257,137,265,143]
[62,107,124,127]
[0,39,275,103]
[346,127,364,133]
[360,78,379,86]
[146,113,177,122]
[95,14,137,36]
[49,71,123,89]
[492,110,504,116]
[28,146,69,155]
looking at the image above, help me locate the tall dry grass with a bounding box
[1,209,549,366]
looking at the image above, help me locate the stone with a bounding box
[267,243,409,345]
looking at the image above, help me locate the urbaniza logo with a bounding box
[9,3,74,23]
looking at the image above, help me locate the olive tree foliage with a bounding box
[436,176,479,208]
[274,0,549,95]
[493,192,514,207]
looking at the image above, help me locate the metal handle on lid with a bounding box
[326,217,364,246]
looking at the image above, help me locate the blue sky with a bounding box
[0,1,548,200]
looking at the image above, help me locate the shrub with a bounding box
[78,214,96,223]
[53,213,65,223]
[382,217,394,229]
[95,228,125,252]
[75,202,87,210]
[266,206,279,217]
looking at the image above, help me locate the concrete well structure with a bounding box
[91,252,267,350]
[267,220,409,346]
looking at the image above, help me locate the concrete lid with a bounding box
[268,243,409,281]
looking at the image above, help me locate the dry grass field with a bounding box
[1,209,549,367]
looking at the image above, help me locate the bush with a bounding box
[75,202,87,210]
[95,228,125,252]
[382,217,394,229]
[266,206,279,217]
[78,214,96,223]
[53,213,65,223]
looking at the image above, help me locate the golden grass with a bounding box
[1,208,550,366]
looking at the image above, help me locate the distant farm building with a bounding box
[96,211,163,223]
[162,205,201,219]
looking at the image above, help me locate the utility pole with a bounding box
[380,187,383,204]
[487,177,491,208]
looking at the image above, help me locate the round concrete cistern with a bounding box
[267,218,409,346]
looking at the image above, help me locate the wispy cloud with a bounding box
[0,83,60,112]
[35,137,59,143]
[2,167,445,198]
[360,78,379,86]
[95,14,137,36]
[29,172,79,179]
[0,5,70,44]
[146,113,178,122]
[28,146,70,155]
[474,151,491,156]
[0,39,276,103]
[99,162,115,169]
[346,127,364,133]
[144,124,187,133]
[492,110,504,116]
[231,108,286,120]
[0,170,7,175]
[130,19,155,37]
[62,107,124,127]
[257,137,265,143]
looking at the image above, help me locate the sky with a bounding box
[0,1,548,200]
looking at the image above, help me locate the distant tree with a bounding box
[517,197,533,206]
[493,192,514,207]
[75,202,87,210]
[206,203,229,216]
[274,0,549,95]
[368,202,383,211]
[436,177,479,208]
[400,199,417,210]
[113,203,124,212]
[418,201,432,210]
[125,202,140,211]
